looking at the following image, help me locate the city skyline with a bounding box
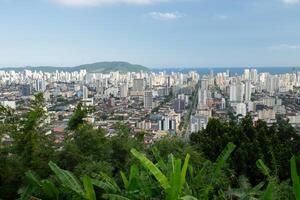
[1,55,300,199]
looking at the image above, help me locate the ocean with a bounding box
[151,67,300,75]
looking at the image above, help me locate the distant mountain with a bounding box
[0,61,150,73]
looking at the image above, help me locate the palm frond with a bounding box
[83,175,96,200]
[256,159,271,178]
[131,148,170,190]
[214,142,236,176]
[48,161,85,197]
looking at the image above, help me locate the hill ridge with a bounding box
[0,61,150,73]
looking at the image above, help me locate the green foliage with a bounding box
[67,102,88,131]
[18,170,59,200]
[131,148,170,190]
[190,116,300,184]
[256,159,275,200]
[225,176,264,200]
[49,161,86,197]
[291,156,300,200]
[190,143,236,199]
[0,93,56,199]
[15,143,300,200]
[83,175,96,200]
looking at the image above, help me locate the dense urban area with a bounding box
[1,68,300,138]
[1,67,300,199]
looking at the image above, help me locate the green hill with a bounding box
[75,62,149,73]
[0,61,150,73]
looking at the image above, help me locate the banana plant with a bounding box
[48,161,96,200]
[290,156,300,200]
[119,164,155,198]
[18,170,59,200]
[19,162,93,200]
[18,142,238,200]
[256,159,276,200]
[131,148,192,200]
[92,172,130,199]
[193,142,236,199]
[225,176,264,200]
[92,167,154,199]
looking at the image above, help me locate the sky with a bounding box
[0,0,300,68]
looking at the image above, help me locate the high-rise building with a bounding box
[173,99,185,113]
[180,73,184,85]
[190,115,209,133]
[120,83,128,98]
[250,69,258,83]
[226,69,230,77]
[221,98,226,109]
[266,75,279,95]
[159,117,176,131]
[35,79,46,92]
[209,70,214,86]
[144,91,153,109]
[247,101,255,112]
[82,86,88,99]
[20,84,31,96]
[166,76,171,87]
[236,103,247,116]
[244,69,250,80]
[201,78,209,90]
[133,79,144,92]
[198,89,208,108]
[245,81,252,102]
[230,82,244,102]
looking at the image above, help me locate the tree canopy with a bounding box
[0,95,300,199]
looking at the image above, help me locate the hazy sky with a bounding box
[0,0,300,68]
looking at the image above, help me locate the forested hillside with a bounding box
[0,61,149,73]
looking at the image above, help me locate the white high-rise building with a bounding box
[266,75,279,95]
[159,117,176,131]
[250,69,258,83]
[200,78,209,90]
[230,82,244,102]
[120,83,128,98]
[236,103,247,116]
[144,91,153,109]
[190,115,209,133]
[230,84,236,102]
[244,69,250,80]
[245,81,252,102]
[198,89,208,108]
[82,86,88,99]
[180,73,184,85]
[35,79,46,92]
[247,101,255,112]
[221,98,226,109]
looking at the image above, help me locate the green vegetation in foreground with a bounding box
[0,93,300,199]
[0,61,150,73]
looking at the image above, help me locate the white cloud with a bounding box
[148,11,183,20]
[269,44,300,50]
[282,0,300,4]
[53,0,170,6]
[214,15,228,20]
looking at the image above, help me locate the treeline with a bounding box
[0,93,300,199]
[190,116,300,184]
